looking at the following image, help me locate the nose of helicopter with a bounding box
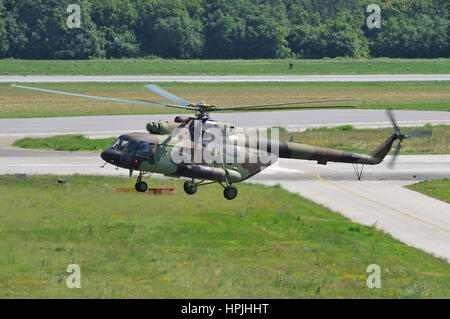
[101,149,120,165]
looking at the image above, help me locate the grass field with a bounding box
[12,125,450,155]
[1,58,449,76]
[0,175,448,298]
[406,179,450,204]
[1,81,449,118]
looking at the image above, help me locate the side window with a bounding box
[123,141,137,155]
[136,142,150,158]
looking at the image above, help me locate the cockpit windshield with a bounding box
[110,137,122,149]
[110,137,137,155]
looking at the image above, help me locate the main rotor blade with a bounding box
[145,84,191,106]
[216,99,360,111]
[407,130,432,139]
[11,84,187,109]
[215,105,357,111]
[135,99,197,110]
[386,109,401,134]
[388,141,402,169]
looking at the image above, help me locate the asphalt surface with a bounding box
[1,75,450,83]
[1,109,449,139]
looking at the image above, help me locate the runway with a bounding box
[0,149,449,262]
[1,74,449,83]
[1,109,449,139]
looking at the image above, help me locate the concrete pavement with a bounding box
[1,74,449,83]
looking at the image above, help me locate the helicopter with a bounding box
[12,84,431,200]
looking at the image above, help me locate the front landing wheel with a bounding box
[135,181,148,193]
[183,180,197,195]
[224,185,238,200]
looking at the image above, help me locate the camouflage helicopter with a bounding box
[13,84,431,200]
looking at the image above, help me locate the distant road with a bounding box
[1,75,449,83]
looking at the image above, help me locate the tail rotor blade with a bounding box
[407,130,432,139]
[388,141,402,169]
[386,109,401,134]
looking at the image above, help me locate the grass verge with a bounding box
[13,135,116,152]
[406,179,450,203]
[0,175,448,298]
[1,58,449,76]
[1,81,449,118]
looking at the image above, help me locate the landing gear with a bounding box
[183,179,238,200]
[223,185,238,200]
[183,180,197,195]
[135,181,148,192]
[352,163,365,181]
[135,172,148,192]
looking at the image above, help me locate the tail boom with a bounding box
[277,135,397,165]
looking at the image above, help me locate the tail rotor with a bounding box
[386,109,432,169]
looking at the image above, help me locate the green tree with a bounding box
[204,0,290,58]
[138,0,204,58]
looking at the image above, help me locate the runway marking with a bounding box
[316,174,450,234]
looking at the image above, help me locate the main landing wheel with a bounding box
[183,180,197,195]
[135,181,148,193]
[224,185,238,200]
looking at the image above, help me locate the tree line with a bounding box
[0,0,448,59]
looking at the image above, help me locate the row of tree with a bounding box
[0,0,448,59]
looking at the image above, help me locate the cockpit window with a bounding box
[136,142,150,158]
[110,137,129,151]
[110,137,121,149]
[110,137,137,155]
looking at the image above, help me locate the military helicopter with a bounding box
[12,84,431,200]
